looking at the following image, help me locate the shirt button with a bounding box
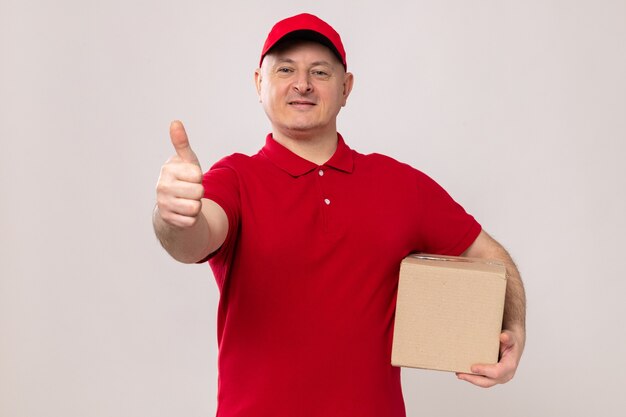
[318,169,324,176]
[324,198,331,205]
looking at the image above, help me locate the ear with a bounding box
[341,72,354,107]
[254,68,262,101]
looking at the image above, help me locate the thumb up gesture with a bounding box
[156,121,205,228]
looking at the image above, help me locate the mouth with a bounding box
[288,100,316,106]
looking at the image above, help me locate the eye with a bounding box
[311,69,331,79]
[276,67,294,74]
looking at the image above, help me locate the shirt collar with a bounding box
[260,133,354,178]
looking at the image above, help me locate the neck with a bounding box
[271,129,338,165]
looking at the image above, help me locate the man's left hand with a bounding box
[456,326,525,388]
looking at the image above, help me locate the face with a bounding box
[255,40,353,140]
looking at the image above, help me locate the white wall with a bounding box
[1,0,625,416]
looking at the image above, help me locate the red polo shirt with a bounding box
[202,134,481,417]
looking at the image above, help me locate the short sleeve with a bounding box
[198,157,242,287]
[415,170,481,256]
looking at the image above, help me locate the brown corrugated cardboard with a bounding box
[391,254,507,374]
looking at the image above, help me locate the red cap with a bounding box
[260,13,347,69]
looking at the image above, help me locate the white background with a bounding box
[1,0,625,416]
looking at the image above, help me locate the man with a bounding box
[153,13,525,417]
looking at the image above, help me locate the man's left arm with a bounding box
[456,230,527,387]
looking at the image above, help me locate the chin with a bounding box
[288,125,316,132]
[283,121,320,132]
[282,125,323,139]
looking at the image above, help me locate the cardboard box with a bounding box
[391,254,507,374]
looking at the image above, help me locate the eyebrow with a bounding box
[310,60,332,67]
[274,58,296,64]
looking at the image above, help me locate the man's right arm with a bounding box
[153,121,228,264]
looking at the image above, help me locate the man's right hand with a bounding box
[156,120,205,228]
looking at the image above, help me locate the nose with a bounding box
[293,73,312,94]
